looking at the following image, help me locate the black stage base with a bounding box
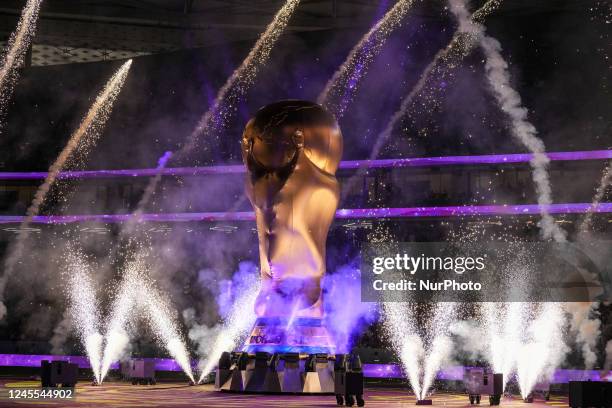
[215,351,364,401]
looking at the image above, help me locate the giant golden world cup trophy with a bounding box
[241,100,342,353]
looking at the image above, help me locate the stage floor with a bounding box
[0,381,569,407]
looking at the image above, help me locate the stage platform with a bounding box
[0,380,569,407]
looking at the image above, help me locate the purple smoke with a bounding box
[157,151,173,168]
[323,261,378,353]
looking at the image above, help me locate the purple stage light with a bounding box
[0,354,117,370]
[361,363,610,382]
[0,354,608,382]
[0,203,609,224]
[339,149,612,170]
[335,203,612,218]
[0,149,609,180]
[0,354,181,372]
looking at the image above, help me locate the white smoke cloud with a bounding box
[447,0,566,243]
[183,308,222,373]
[50,313,73,355]
[564,302,601,369]
[449,319,487,361]
[604,340,612,371]
[579,160,612,235]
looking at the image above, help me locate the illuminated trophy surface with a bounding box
[241,100,342,353]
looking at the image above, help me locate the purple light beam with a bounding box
[0,149,609,180]
[0,203,609,224]
[0,353,609,382]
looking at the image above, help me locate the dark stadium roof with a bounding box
[0,0,590,65]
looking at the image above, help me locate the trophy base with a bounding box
[242,317,334,354]
[214,352,365,397]
[215,352,336,394]
[215,317,349,394]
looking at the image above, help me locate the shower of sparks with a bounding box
[382,302,422,398]
[0,0,43,122]
[340,0,501,198]
[516,303,566,399]
[23,59,133,220]
[317,0,417,118]
[127,151,173,227]
[579,160,611,234]
[179,0,301,159]
[420,302,456,399]
[480,301,568,398]
[64,247,103,384]
[100,254,195,383]
[197,273,260,383]
[99,261,138,382]
[140,276,195,383]
[383,302,456,399]
[448,0,566,242]
[482,302,526,387]
[131,0,300,219]
[0,60,133,320]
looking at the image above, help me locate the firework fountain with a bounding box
[382,302,456,400]
[139,275,196,383]
[99,253,195,383]
[88,153,173,368]
[352,2,509,401]
[515,303,567,399]
[0,60,133,320]
[99,256,138,382]
[196,272,260,383]
[420,302,456,399]
[317,0,417,117]
[64,247,104,384]
[382,303,423,398]
[0,0,43,122]
[482,302,526,387]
